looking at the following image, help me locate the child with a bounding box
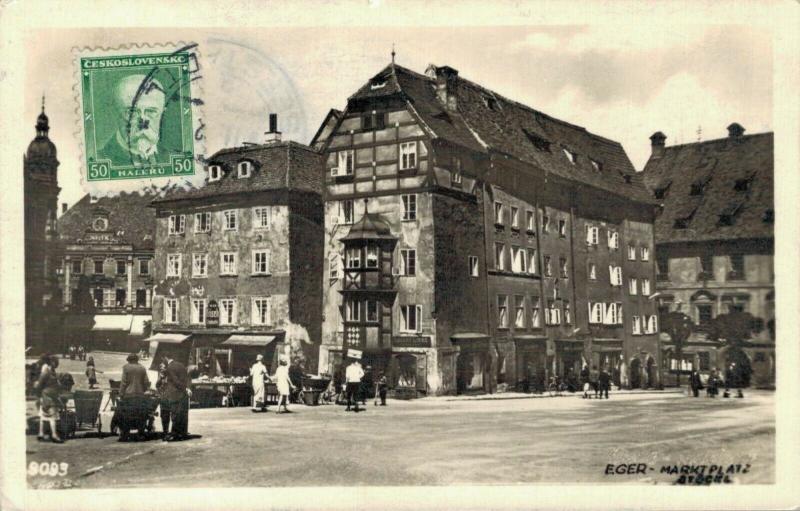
[85,356,103,389]
[376,374,388,406]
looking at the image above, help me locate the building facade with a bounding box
[24,102,61,350]
[56,193,156,352]
[643,124,775,388]
[315,63,660,396]
[150,122,324,376]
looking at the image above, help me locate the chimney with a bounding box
[727,122,745,139]
[428,65,459,112]
[61,203,68,214]
[265,113,282,143]
[649,131,667,159]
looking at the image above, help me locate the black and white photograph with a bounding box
[1,1,798,510]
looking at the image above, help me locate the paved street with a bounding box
[27,380,774,488]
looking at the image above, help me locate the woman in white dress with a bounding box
[250,354,268,413]
[274,359,295,414]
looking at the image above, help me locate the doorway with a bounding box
[630,357,642,389]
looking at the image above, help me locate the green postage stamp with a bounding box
[79,50,197,181]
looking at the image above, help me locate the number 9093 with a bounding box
[28,461,68,477]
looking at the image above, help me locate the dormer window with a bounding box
[562,148,577,164]
[522,129,551,152]
[370,79,386,90]
[209,165,222,182]
[590,159,602,172]
[654,182,672,199]
[734,175,753,192]
[483,95,498,111]
[238,161,252,178]
[690,176,711,196]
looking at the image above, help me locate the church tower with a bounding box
[24,97,61,350]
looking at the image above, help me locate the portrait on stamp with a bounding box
[80,52,195,181]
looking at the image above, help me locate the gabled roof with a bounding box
[58,192,157,250]
[642,131,773,243]
[152,140,323,204]
[347,63,653,204]
[341,213,397,242]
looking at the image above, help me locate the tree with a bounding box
[659,311,694,385]
[706,311,759,387]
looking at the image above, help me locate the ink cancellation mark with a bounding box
[80,51,196,181]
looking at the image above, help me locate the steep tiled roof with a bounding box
[58,192,157,250]
[642,131,773,243]
[152,140,323,203]
[349,64,653,204]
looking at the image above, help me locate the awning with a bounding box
[144,332,190,344]
[221,334,276,347]
[129,315,151,336]
[91,314,133,331]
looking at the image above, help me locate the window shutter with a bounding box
[617,303,623,324]
[609,265,614,285]
[586,225,592,244]
[588,302,594,323]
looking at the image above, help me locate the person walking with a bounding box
[345,359,365,412]
[119,353,150,398]
[689,369,703,398]
[250,354,269,413]
[706,368,719,398]
[78,345,86,361]
[580,363,591,398]
[598,367,611,399]
[34,355,64,443]
[376,373,388,406]
[160,355,191,441]
[274,359,295,414]
[85,356,102,389]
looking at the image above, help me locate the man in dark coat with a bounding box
[119,353,150,398]
[361,365,374,405]
[160,355,190,441]
[598,367,611,399]
[689,369,703,398]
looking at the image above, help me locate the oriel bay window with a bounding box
[366,300,379,323]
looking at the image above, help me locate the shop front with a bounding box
[554,339,585,391]
[590,338,624,388]
[451,333,492,394]
[514,335,547,392]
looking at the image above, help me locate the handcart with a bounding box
[110,392,160,441]
[67,390,104,436]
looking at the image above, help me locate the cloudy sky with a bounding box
[25,25,772,210]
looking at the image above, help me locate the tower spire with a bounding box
[391,44,396,65]
[41,93,45,114]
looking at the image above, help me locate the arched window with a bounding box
[238,161,252,178]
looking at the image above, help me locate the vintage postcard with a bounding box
[1,1,798,510]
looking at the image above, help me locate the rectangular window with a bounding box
[116,260,127,275]
[527,248,537,274]
[71,260,83,274]
[223,210,238,231]
[346,247,361,269]
[588,302,605,324]
[657,254,669,278]
[608,230,619,249]
[102,288,115,308]
[138,259,149,275]
[164,298,179,324]
[135,289,147,308]
[400,304,422,332]
[166,254,181,277]
[399,142,417,170]
[588,262,597,280]
[346,299,361,322]
[586,225,599,246]
[605,303,620,325]
[366,301,378,323]
[115,288,126,307]
[641,278,651,296]
[729,254,745,278]
[252,297,271,325]
[546,300,561,325]
[558,219,567,237]
[336,150,355,176]
[220,252,237,276]
[497,295,508,328]
[632,315,642,335]
[628,245,637,261]
[253,207,271,230]
[564,301,572,325]
[192,253,208,278]
[494,202,504,225]
[220,298,237,326]
[194,212,211,233]
[559,257,568,278]
[93,260,104,275]
[646,315,658,334]
[641,246,650,261]
[542,213,550,233]
[697,304,713,326]
[191,299,206,325]
[699,254,714,275]
[495,243,506,271]
[168,214,185,235]
[402,194,417,221]
[514,296,525,328]
[400,249,416,276]
[511,246,525,273]
[252,250,270,275]
[341,199,355,224]
[544,255,552,277]
[468,255,479,277]
[609,266,622,286]
[629,278,638,295]
[526,210,535,232]
[511,207,520,229]
[366,244,379,268]
[531,297,541,328]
